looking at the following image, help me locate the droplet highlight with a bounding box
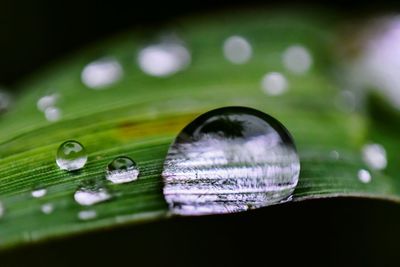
[106,156,139,184]
[138,43,190,77]
[162,106,300,216]
[261,72,288,96]
[81,57,123,89]
[56,140,88,171]
[223,36,252,64]
[41,203,54,214]
[361,143,387,170]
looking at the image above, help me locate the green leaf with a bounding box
[0,10,399,249]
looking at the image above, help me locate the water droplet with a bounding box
[261,72,288,96]
[358,169,372,183]
[282,45,312,74]
[330,150,340,160]
[78,210,97,220]
[44,106,62,122]
[361,143,387,170]
[223,36,252,64]
[56,140,88,171]
[138,43,190,77]
[41,203,54,214]
[0,89,12,112]
[31,188,47,198]
[162,106,300,216]
[0,201,4,218]
[81,57,123,89]
[37,94,59,112]
[106,156,139,184]
[74,180,111,206]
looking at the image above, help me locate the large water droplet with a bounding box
[74,180,111,206]
[81,57,123,89]
[56,140,88,171]
[282,45,312,74]
[261,72,288,96]
[138,43,190,77]
[106,156,139,184]
[361,143,387,170]
[162,106,300,216]
[223,36,252,64]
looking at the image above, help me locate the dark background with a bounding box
[2,1,400,266]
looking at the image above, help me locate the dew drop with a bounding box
[78,210,97,220]
[162,106,300,216]
[138,43,190,77]
[81,57,123,89]
[56,140,88,171]
[74,180,111,206]
[282,45,312,74]
[358,169,372,183]
[41,203,54,214]
[31,188,47,198]
[44,106,62,122]
[0,201,4,218]
[361,143,387,170]
[261,72,288,96]
[37,94,59,112]
[106,156,139,184]
[330,150,340,160]
[223,36,252,64]
[0,89,12,112]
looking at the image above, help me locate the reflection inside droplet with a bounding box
[282,45,312,74]
[81,57,123,89]
[162,106,300,216]
[223,36,252,64]
[78,210,97,220]
[362,143,387,170]
[358,169,372,183]
[261,72,288,96]
[138,42,190,77]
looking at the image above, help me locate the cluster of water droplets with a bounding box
[37,93,62,122]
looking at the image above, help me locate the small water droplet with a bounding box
[0,201,4,218]
[31,188,47,198]
[81,57,123,89]
[44,106,62,122]
[162,106,300,216]
[106,156,139,184]
[261,72,288,96]
[282,45,312,74]
[41,203,54,214]
[0,89,12,112]
[56,140,88,171]
[138,43,190,77]
[358,169,372,183]
[74,180,111,206]
[78,210,97,220]
[361,143,387,170]
[37,94,59,112]
[223,36,252,64]
[330,150,340,160]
